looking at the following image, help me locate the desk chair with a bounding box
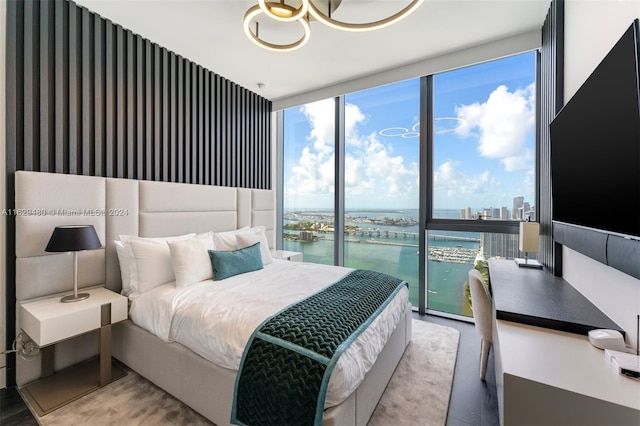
[468,268,493,380]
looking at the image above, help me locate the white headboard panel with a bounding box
[15,170,275,300]
[14,171,274,385]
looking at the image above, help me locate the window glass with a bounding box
[282,99,335,265]
[432,53,537,220]
[344,79,420,305]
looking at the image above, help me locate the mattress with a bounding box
[129,259,410,407]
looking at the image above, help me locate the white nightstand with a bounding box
[271,250,303,262]
[19,286,128,416]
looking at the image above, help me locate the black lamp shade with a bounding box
[45,225,102,252]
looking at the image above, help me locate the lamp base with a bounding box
[514,258,543,269]
[61,293,90,303]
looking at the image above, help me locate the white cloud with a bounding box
[301,99,335,155]
[434,160,490,199]
[455,83,535,170]
[287,102,418,207]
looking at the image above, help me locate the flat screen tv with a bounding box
[550,19,640,240]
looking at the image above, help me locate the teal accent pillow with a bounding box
[208,242,264,281]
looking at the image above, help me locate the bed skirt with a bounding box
[112,303,412,426]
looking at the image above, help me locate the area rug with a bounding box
[34,319,459,426]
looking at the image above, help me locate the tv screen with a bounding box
[550,20,640,239]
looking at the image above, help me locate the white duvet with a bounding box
[129,259,410,407]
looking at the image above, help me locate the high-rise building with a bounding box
[513,196,524,220]
[500,206,509,220]
[461,207,472,219]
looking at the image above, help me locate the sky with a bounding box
[283,51,536,212]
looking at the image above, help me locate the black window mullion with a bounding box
[334,96,345,267]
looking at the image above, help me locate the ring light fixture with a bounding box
[243,4,311,52]
[243,0,425,52]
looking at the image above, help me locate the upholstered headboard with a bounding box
[14,170,274,384]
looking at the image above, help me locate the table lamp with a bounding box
[45,225,103,302]
[515,220,543,269]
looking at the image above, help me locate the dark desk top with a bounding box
[488,259,624,336]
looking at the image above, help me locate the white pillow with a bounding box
[211,226,250,251]
[128,238,176,294]
[168,234,215,287]
[118,233,195,297]
[115,240,134,297]
[236,231,273,265]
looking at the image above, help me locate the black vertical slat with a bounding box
[115,24,125,178]
[54,0,68,173]
[154,44,161,181]
[264,98,271,188]
[230,84,237,187]
[214,74,222,186]
[94,14,105,176]
[234,86,248,187]
[177,56,184,182]
[204,71,211,185]
[162,48,169,181]
[5,0,23,388]
[105,21,115,178]
[256,97,263,188]
[136,35,144,179]
[185,61,191,183]
[170,52,177,182]
[247,90,253,187]
[198,66,204,185]
[81,7,94,175]
[68,2,80,174]
[540,0,563,273]
[221,79,228,186]
[126,31,136,178]
[228,79,235,187]
[144,40,152,180]
[40,0,54,172]
[23,0,37,171]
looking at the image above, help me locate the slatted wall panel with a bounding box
[4,0,271,386]
[539,0,564,274]
[6,0,271,188]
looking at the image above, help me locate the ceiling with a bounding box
[74,0,552,103]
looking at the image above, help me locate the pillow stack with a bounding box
[115,226,273,298]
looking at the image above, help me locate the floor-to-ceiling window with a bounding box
[279,51,537,317]
[282,98,336,265]
[344,80,420,305]
[428,52,537,317]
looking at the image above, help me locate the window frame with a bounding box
[276,50,541,318]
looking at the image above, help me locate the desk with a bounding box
[489,258,622,335]
[489,259,639,425]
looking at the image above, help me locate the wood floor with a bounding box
[0,314,499,426]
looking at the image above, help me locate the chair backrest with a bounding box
[468,269,492,342]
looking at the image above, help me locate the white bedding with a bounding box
[129,259,410,407]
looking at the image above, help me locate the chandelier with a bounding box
[243,0,425,52]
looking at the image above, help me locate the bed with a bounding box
[14,170,413,426]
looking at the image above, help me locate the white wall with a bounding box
[0,0,7,389]
[563,0,640,351]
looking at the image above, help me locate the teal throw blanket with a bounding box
[231,269,406,426]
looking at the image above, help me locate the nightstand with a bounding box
[271,250,303,262]
[18,286,128,416]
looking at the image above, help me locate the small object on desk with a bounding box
[605,349,640,380]
[515,220,543,269]
[588,329,627,351]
